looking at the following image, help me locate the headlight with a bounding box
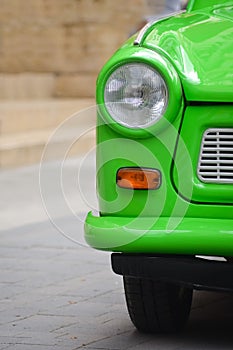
[104,63,168,129]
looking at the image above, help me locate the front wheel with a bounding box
[123,276,193,333]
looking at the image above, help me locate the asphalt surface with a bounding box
[0,157,233,350]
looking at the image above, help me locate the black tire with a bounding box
[123,276,193,333]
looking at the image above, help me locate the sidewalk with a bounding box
[0,160,233,349]
[0,158,129,350]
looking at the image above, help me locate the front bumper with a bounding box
[111,254,233,292]
[84,211,233,256]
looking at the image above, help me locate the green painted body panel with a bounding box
[187,0,232,11]
[85,212,233,256]
[142,3,233,102]
[84,0,233,255]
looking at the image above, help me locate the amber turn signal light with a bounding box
[116,167,161,190]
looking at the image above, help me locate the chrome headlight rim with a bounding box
[97,49,183,138]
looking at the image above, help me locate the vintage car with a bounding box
[84,0,233,333]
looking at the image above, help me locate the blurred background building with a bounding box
[0,0,167,100]
[0,0,166,167]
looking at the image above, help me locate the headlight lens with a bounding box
[104,63,168,129]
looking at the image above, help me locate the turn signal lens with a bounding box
[117,168,161,190]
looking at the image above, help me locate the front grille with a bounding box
[198,128,233,183]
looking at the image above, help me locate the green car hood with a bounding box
[140,3,233,102]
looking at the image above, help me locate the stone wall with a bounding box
[0,0,164,99]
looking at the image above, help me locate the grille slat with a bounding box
[201,153,233,158]
[204,135,233,139]
[200,160,233,164]
[200,166,233,170]
[200,172,233,176]
[198,128,233,184]
[202,147,233,151]
[204,141,233,145]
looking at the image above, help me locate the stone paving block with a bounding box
[52,299,121,320]
[52,319,133,349]
[0,337,56,349]
[6,346,54,350]
[100,335,181,350]
[0,283,26,302]
[0,314,78,338]
[0,270,28,285]
[0,308,35,328]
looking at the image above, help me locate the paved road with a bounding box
[0,158,233,350]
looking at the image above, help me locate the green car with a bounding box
[84,0,233,333]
